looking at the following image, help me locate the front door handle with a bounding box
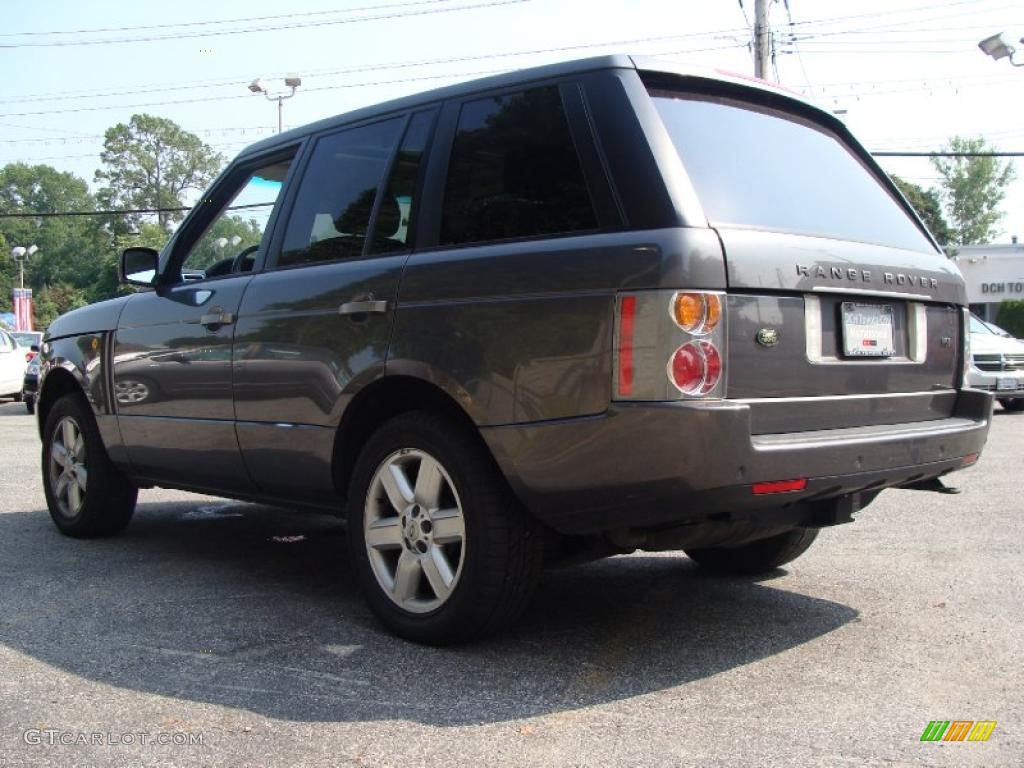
[199,310,235,329]
[339,299,389,316]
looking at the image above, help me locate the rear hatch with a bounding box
[644,72,965,431]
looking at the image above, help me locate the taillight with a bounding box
[614,290,727,401]
[668,340,722,395]
[26,351,36,363]
[961,307,972,388]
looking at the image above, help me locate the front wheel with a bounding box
[685,528,819,575]
[998,398,1024,412]
[347,411,544,645]
[42,394,138,538]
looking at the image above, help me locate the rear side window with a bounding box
[440,86,597,246]
[278,117,404,268]
[650,91,935,253]
[370,109,436,255]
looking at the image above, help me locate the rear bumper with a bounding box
[482,388,993,534]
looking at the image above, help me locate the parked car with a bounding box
[22,357,40,414]
[12,331,43,363]
[35,56,992,644]
[967,313,1024,411]
[0,328,27,401]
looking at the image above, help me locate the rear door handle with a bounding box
[339,299,389,315]
[199,310,235,329]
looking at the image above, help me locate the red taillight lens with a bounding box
[618,296,637,397]
[26,351,36,363]
[668,340,723,395]
[752,478,807,495]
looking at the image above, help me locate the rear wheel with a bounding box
[347,411,544,645]
[998,398,1024,412]
[25,397,35,415]
[685,527,819,575]
[42,394,138,538]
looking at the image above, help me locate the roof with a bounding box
[237,53,829,158]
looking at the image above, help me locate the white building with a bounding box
[950,242,1024,322]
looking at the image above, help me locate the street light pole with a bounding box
[9,244,38,289]
[248,74,303,133]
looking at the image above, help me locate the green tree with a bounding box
[0,163,105,311]
[33,282,88,329]
[95,114,223,231]
[891,175,952,246]
[932,136,1016,245]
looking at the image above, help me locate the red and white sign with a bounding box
[12,288,33,332]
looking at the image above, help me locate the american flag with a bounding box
[12,288,33,332]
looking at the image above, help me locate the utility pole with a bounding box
[753,0,771,80]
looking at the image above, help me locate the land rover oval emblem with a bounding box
[756,328,780,347]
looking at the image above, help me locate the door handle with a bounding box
[339,299,389,316]
[199,310,235,329]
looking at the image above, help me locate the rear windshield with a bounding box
[650,90,935,253]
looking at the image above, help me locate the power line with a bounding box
[873,151,1024,157]
[3,150,1020,220]
[0,0,529,49]
[0,0,456,37]
[0,202,273,219]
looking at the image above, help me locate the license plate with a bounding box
[997,377,1018,391]
[841,302,895,358]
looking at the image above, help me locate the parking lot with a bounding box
[0,398,1020,767]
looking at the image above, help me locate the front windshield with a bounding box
[969,315,993,334]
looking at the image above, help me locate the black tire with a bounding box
[998,398,1024,412]
[347,410,544,645]
[685,527,819,575]
[42,393,138,538]
[25,397,35,415]
[12,391,22,402]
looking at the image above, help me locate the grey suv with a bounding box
[36,56,992,644]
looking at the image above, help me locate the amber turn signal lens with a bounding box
[703,294,722,331]
[671,292,721,334]
[672,293,705,332]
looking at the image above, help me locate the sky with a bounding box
[2,0,1023,241]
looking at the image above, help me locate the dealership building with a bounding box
[950,242,1024,322]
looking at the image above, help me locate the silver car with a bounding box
[968,314,1024,412]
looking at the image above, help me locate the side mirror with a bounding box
[119,247,159,286]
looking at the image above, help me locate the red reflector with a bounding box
[752,478,807,495]
[618,296,637,396]
[961,453,979,467]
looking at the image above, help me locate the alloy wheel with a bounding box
[49,416,88,518]
[363,448,466,614]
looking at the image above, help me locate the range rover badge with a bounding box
[756,328,780,347]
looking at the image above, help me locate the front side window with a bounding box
[440,86,597,246]
[650,90,936,253]
[278,118,405,268]
[179,157,294,280]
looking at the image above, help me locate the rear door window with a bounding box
[278,117,405,268]
[440,86,597,246]
[370,109,436,255]
[650,90,935,253]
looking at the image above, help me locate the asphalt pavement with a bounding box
[0,397,1020,767]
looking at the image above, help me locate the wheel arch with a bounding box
[332,374,491,501]
[36,366,87,440]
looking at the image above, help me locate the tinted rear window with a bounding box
[650,90,934,253]
[440,86,597,246]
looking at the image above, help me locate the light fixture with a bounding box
[978,32,1024,66]
[248,78,265,94]
[247,74,302,133]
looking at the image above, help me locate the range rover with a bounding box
[36,56,992,644]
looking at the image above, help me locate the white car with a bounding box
[968,314,1024,412]
[0,329,28,401]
